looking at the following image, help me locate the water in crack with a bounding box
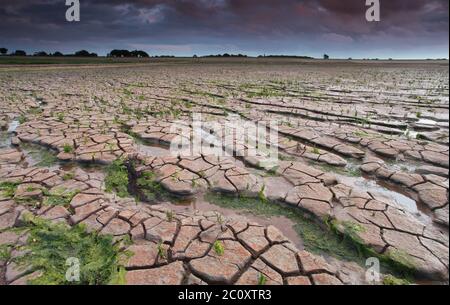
[338,174,421,215]
[162,194,304,250]
[417,118,438,126]
[7,120,20,133]
[136,141,171,157]
[0,120,20,149]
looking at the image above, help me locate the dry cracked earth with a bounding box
[0,59,448,285]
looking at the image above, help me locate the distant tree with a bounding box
[119,50,130,57]
[74,50,90,57]
[108,49,131,57]
[53,51,64,57]
[193,54,198,58]
[13,50,27,56]
[74,50,97,57]
[34,51,48,56]
[323,54,330,60]
[0,48,7,55]
[130,50,149,58]
[348,57,352,60]
[222,53,230,57]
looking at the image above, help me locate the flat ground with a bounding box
[0,58,448,285]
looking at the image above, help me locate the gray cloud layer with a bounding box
[0,0,448,58]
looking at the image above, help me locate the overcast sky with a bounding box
[0,0,448,58]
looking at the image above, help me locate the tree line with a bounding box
[200,53,248,58]
[0,47,337,60]
[107,50,149,58]
[0,48,149,58]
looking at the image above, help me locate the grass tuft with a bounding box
[42,188,79,207]
[14,214,130,285]
[0,181,19,198]
[257,273,267,285]
[213,240,225,256]
[382,274,411,285]
[62,143,74,154]
[105,159,130,198]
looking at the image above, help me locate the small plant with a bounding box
[213,240,225,256]
[28,107,43,115]
[166,210,174,222]
[157,242,167,259]
[416,111,422,118]
[215,213,224,225]
[62,143,74,154]
[311,146,320,154]
[258,185,267,203]
[18,115,27,124]
[257,273,267,285]
[123,88,133,96]
[26,186,37,192]
[198,171,206,178]
[106,143,117,152]
[62,172,75,181]
[0,243,13,261]
[171,172,179,181]
[191,179,198,188]
[56,113,65,122]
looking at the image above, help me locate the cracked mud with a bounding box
[0,59,448,285]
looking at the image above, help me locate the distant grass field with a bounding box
[0,56,447,67]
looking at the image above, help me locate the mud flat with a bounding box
[0,59,448,285]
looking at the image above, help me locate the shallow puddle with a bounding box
[337,174,425,216]
[417,118,438,126]
[0,120,19,149]
[58,161,106,174]
[387,162,419,174]
[162,194,304,249]
[7,120,20,133]
[20,143,59,169]
[137,141,171,157]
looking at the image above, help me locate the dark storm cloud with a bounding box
[0,0,448,58]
